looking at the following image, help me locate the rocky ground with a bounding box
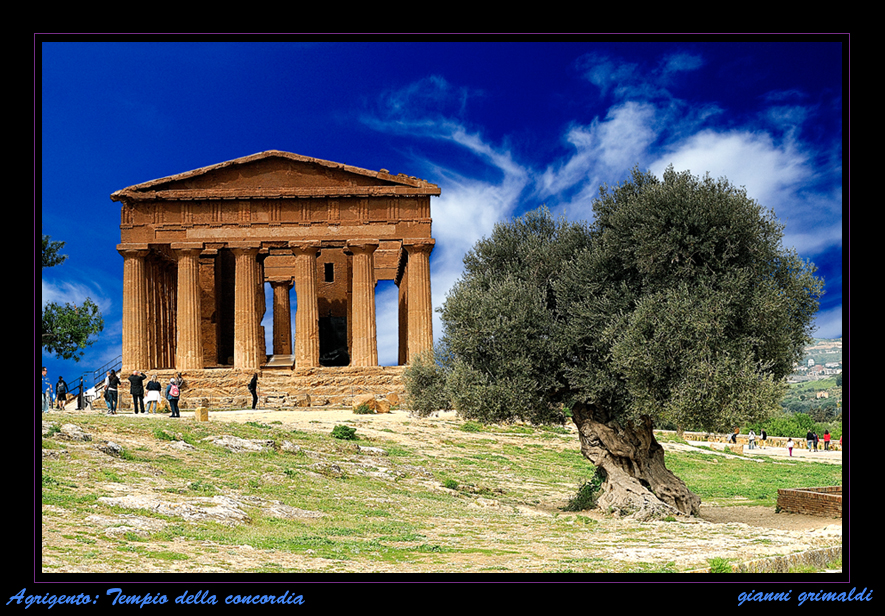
[41,406,842,573]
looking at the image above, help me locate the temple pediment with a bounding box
[111,150,440,202]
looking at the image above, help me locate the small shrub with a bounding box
[460,421,483,433]
[353,403,375,415]
[331,425,358,440]
[708,557,732,573]
[444,479,459,490]
[153,428,175,442]
[561,468,604,512]
[403,348,451,416]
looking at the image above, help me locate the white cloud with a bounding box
[41,277,111,313]
[540,101,658,203]
[366,61,842,347]
[648,129,842,258]
[649,130,811,201]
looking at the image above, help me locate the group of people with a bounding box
[805,429,837,452]
[103,370,182,417]
[40,366,182,417]
[730,428,768,449]
[42,366,264,416]
[746,429,767,449]
[38,368,83,411]
[730,427,842,457]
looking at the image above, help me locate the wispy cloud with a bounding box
[363,75,532,354]
[365,50,842,345]
[41,278,111,313]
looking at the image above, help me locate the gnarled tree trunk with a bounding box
[571,402,700,520]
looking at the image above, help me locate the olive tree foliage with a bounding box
[405,166,823,518]
[41,235,104,362]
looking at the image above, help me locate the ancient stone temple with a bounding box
[111,151,437,405]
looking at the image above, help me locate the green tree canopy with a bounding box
[407,166,823,519]
[41,234,104,362]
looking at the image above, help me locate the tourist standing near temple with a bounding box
[165,378,181,418]
[145,375,162,414]
[41,367,53,413]
[248,373,259,409]
[105,370,120,414]
[128,370,147,414]
[55,376,68,409]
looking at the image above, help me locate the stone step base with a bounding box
[98,366,407,410]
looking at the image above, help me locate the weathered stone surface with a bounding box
[58,424,91,441]
[97,441,124,457]
[106,366,406,410]
[202,435,275,453]
[280,440,302,454]
[353,393,377,411]
[97,494,252,525]
[113,151,437,375]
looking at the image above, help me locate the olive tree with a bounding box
[406,166,823,520]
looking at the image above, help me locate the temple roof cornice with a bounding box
[110,150,440,204]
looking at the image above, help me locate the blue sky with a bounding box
[39,41,844,386]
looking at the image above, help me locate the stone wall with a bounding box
[676,430,842,451]
[776,486,842,518]
[100,366,406,411]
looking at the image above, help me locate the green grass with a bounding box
[40,414,841,572]
[666,449,841,507]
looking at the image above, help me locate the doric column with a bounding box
[119,247,150,372]
[270,278,294,356]
[347,240,380,366]
[232,246,263,370]
[405,240,435,362]
[291,241,320,367]
[174,245,204,370]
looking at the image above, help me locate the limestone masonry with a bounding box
[111,151,438,406]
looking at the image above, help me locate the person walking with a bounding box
[823,430,831,451]
[760,429,767,449]
[165,378,181,418]
[41,367,53,413]
[748,429,756,450]
[806,430,815,453]
[128,370,147,414]
[105,370,120,415]
[248,373,259,410]
[786,437,794,457]
[145,375,162,414]
[55,376,68,410]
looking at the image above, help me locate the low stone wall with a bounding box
[93,366,407,411]
[677,430,842,451]
[687,546,842,573]
[777,486,842,518]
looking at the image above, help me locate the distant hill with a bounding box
[789,337,843,383]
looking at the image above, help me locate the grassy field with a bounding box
[40,411,842,573]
